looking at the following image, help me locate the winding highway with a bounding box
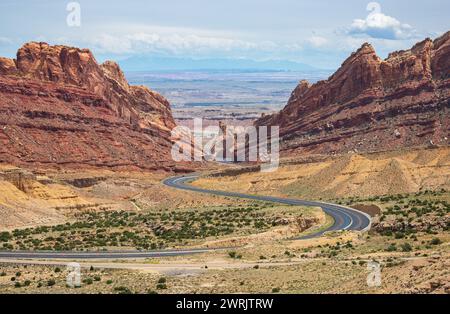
[163,175,372,239]
[0,174,370,260]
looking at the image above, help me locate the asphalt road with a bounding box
[0,174,371,260]
[163,175,372,239]
[0,248,223,260]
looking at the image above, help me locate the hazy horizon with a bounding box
[1,0,449,70]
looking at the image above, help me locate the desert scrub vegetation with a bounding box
[0,203,298,251]
[372,193,449,236]
[0,263,118,292]
[315,241,355,258]
[335,189,448,206]
[333,190,449,237]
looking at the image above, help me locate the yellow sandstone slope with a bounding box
[194,147,450,199]
[0,167,93,230]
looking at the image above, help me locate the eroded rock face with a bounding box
[0,42,183,171]
[0,57,18,75]
[256,32,450,155]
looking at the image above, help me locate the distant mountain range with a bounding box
[118,56,319,72]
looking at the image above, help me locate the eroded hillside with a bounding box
[194,147,450,199]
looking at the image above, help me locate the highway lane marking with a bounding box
[0,247,235,260]
[318,201,372,231]
[328,207,353,230]
[166,175,370,235]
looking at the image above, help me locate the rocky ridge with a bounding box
[0,42,184,171]
[256,32,450,155]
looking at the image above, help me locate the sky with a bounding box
[0,0,449,69]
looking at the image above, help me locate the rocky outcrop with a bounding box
[0,42,183,171]
[256,32,450,155]
[0,168,36,192]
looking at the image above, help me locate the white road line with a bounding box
[167,175,369,233]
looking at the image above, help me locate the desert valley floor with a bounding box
[0,147,448,294]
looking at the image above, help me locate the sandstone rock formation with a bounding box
[0,42,183,171]
[256,32,450,155]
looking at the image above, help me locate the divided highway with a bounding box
[0,174,371,260]
[163,175,372,239]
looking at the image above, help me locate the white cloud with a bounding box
[90,34,133,54]
[348,2,417,40]
[76,24,275,57]
[307,36,328,47]
[0,37,12,46]
[126,32,260,55]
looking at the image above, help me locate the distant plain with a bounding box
[126,70,331,127]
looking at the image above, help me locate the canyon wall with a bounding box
[0,42,184,171]
[256,32,450,155]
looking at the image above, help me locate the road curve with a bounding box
[0,174,371,261]
[163,175,371,239]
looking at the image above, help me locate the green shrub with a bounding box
[430,238,442,245]
[47,279,56,287]
[157,277,166,284]
[156,283,167,290]
[0,232,12,242]
[400,243,412,252]
[386,244,397,252]
[272,287,280,293]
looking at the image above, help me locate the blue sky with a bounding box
[0,0,449,69]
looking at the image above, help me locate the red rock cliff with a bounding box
[256,32,450,155]
[0,42,182,171]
